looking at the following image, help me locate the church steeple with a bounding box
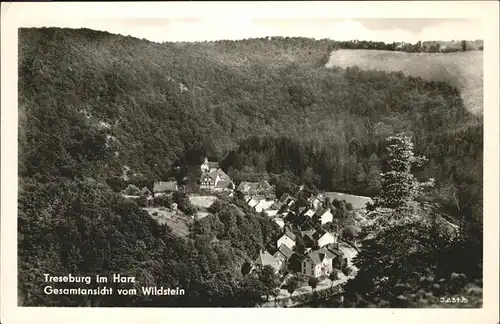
[201,157,210,172]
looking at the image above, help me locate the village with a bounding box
[119,157,373,304]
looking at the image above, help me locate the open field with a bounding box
[323,192,373,210]
[195,211,210,220]
[188,195,217,209]
[326,49,483,115]
[143,207,191,237]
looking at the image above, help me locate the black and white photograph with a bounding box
[1,1,499,322]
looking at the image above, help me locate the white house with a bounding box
[247,198,259,209]
[254,249,280,273]
[314,209,333,225]
[303,209,315,218]
[255,200,275,213]
[301,248,335,278]
[317,232,337,248]
[276,231,296,250]
[309,194,324,210]
[265,210,279,217]
[274,218,285,229]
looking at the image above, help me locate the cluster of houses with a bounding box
[246,189,347,278]
[130,158,235,199]
[124,157,353,280]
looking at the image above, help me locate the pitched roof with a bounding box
[249,182,260,192]
[312,228,328,240]
[274,218,285,228]
[318,232,335,242]
[280,193,291,202]
[301,229,317,241]
[302,208,316,218]
[284,211,296,223]
[216,168,229,178]
[277,243,293,259]
[330,248,343,257]
[314,207,327,215]
[153,181,177,193]
[248,198,259,208]
[255,200,275,212]
[264,210,279,217]
[278,203,290,214]
[254,249,279,269]
[283,228,296,241]
[141,186,151,193]
[273,250,285,260]
[208,161,219,169]
[214,179,233,189]
[295,214,309,226]
[323,243,343,257]
[237,181,251,191]
[300,219,315,231]
[317,246,336,259]
[309,195,325,203]
[284,224,295,233]
[259,180,272,190]
[305,248,335,265]
[305,250,323,265]
[280,193,295,205]
[238,181,272,194]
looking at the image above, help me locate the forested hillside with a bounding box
[18,178,280,306]
[18,27,483,306]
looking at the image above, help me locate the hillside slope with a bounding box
[19,28,479,182]
[326,49,483,115]
[19,28,482,226]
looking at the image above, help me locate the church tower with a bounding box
[201,157,210,173]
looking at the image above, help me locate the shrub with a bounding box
[136,196,148,207]
[342,266,353,276]
[153,195,173,207]
[341,225,360,242]
[123,184,141,196]
[308,277,319,291]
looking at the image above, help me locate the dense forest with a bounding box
[18,28,483,306]
[18,177,281,306]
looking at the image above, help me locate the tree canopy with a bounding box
[342,135,482,308]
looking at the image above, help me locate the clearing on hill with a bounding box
[326,49,483,115]
[142,207,191,237]
[188,195,218,209]
[323,192,373,210]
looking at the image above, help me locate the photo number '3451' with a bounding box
[440,296,469,304]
